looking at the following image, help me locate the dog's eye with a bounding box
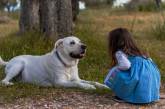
[70,41,75,45]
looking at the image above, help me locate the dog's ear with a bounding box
[55,39,63,49]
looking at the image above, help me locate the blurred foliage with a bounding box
[0,0,17,12]
[82,0,114,7]
[125,0,165,12]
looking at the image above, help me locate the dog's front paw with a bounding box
[82,84,96,90]
[94,82,110,89]
[1,80,14,86]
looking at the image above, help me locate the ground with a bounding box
[1,91,165,108]
[0,7,165,108]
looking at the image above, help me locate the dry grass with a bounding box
[0,11,19,38]
[0,20,18,37]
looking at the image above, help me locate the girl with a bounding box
[104,28,161,104]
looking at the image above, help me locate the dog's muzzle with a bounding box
[70,44,87,59]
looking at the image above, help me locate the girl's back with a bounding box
[110,56,160,103]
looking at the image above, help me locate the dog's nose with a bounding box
[81,44,87,49]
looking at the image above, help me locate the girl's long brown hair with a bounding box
[108,28,148,67]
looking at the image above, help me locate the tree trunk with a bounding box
[155,0,162,8]
[19,0,73,39]
[19,0,39,33]
[106,0,111,4]
[39,0,58,37]
[72,0,79,21]
[57,0,73,37]
[107,0,114,5]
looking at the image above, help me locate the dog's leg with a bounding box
[1,63,24,86]
[56,80,96,90]
[81,80,109,89]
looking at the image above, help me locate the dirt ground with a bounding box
[1,91,165,109]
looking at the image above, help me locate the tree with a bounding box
[19,0,39,33]
[39,0,58,37]
[19,0,73,39]
[0,0,7,10]
[155,0,162,8]
[57,0,73,38]
[72,0,79,21]
[39,0,72,38]
[106,0,114,5]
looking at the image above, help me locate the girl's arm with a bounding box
[115,51,131,70]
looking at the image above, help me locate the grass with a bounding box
[0,7,165,103]
[125,1,165,12]
[152,17,165,40]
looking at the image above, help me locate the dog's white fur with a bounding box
[0,36,108,90]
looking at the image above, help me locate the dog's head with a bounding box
[55,36,87,59]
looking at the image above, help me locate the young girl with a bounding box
[104,28,161,104]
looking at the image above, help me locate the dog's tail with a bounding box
[0,56,8,66]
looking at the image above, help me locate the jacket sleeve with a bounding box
[115,51,131,70]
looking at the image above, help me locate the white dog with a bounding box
[0,36,108,90]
